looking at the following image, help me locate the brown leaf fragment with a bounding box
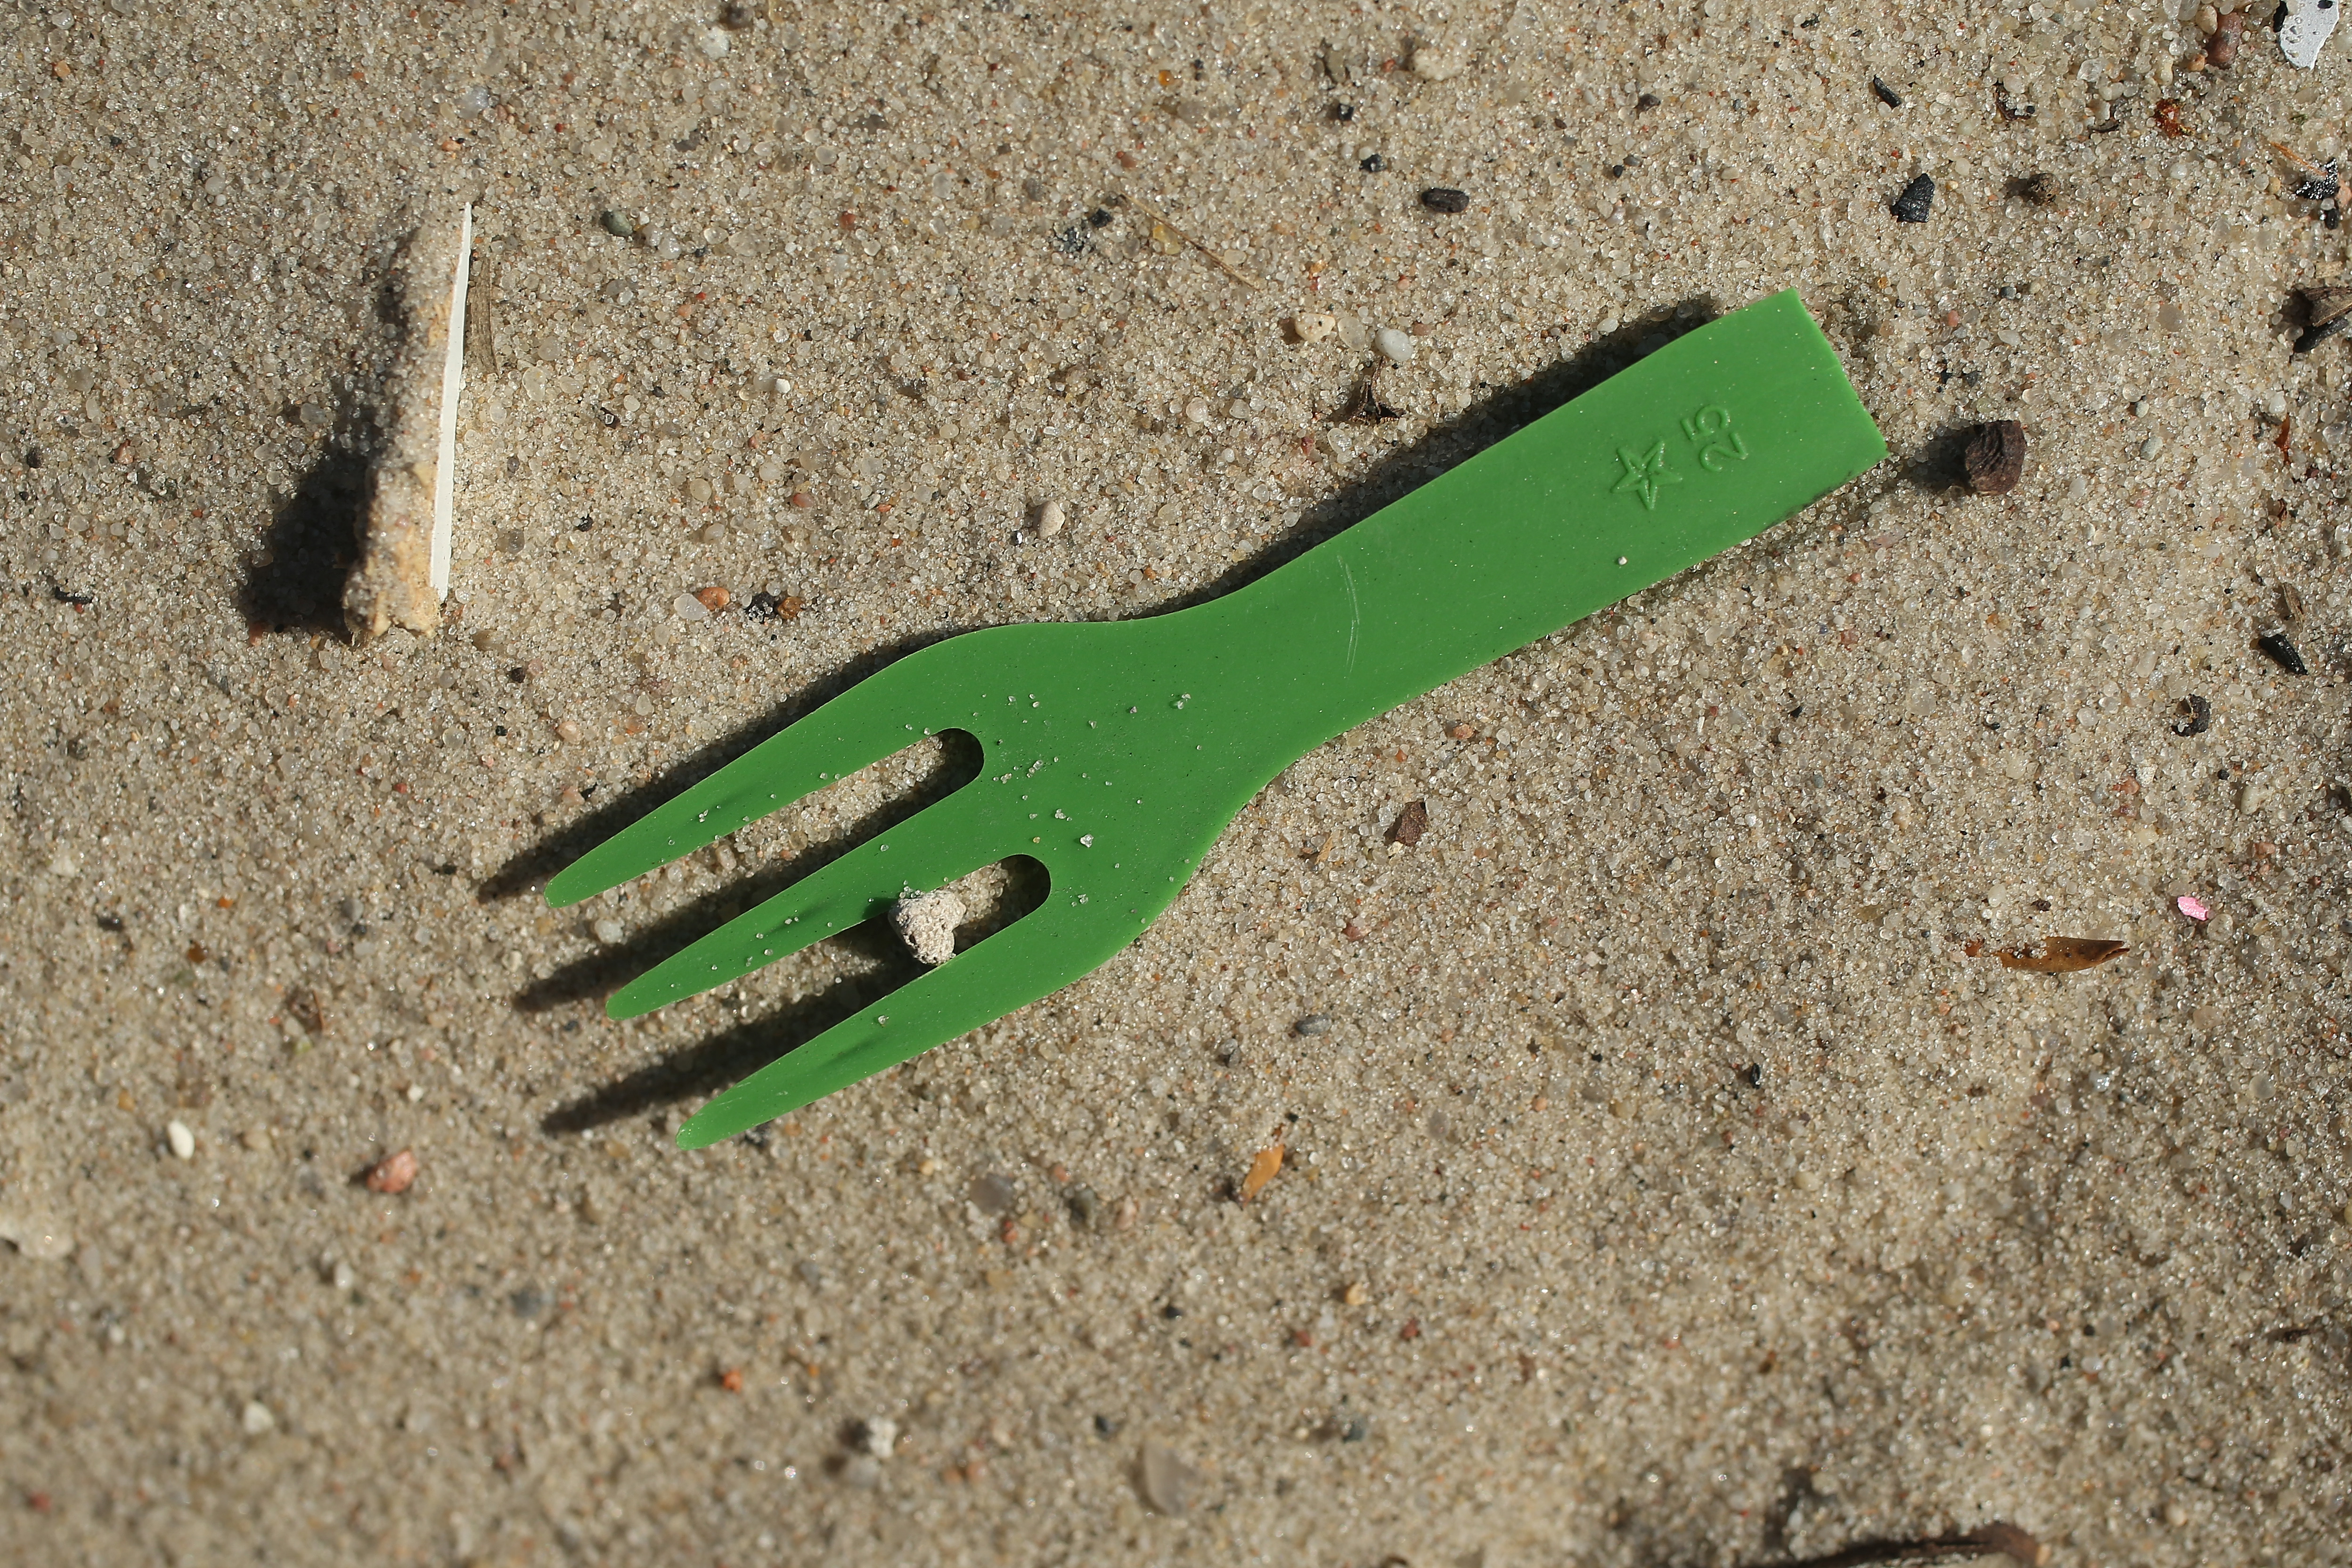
[1964,420,2027,494]
[1995,936,2127,972]
[1387,799,1429,847]
[1239,1141,1284,1203]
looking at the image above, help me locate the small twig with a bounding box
[1119,190,1264,292]
[1765,1522,2048,1568]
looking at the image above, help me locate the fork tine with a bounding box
[544,645,977,909]
[605,790,995,1020]
[672,898,1101,1149]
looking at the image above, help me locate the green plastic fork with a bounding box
[546,291,1886,1149]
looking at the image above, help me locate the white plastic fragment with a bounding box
[2279,0,2338,68]
[890,889,965,966]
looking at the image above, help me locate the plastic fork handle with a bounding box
[1193,291,1884,745]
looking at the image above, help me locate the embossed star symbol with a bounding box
[1612,441,1681,512]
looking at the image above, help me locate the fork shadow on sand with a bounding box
[491,289,1913,1139]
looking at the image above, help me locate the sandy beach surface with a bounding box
[2,1,2349,1563]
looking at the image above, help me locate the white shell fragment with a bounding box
[890,888,966,967]
[344,201,473,642]
[2280,0,2339,68]
[430,201,471,599]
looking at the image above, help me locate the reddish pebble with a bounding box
[790,490,814,508]
[693,585,730,613]
[719,1367,744,1393]
[365,1148,419,1194]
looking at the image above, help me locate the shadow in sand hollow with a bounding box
[525,292,1870,1137]
[238,445,370,637]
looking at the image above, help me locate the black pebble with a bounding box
[1085,207,1113,228]
[2256,629,2309,676]
[1636,92,1662,111]
[1870,77,1903,108]
[23,447,41,469]
[1331,102,1356,122]
[1360,153,1386,173]
[1890,174,1935,223]
[1744,1062,1764,1088]
[746,591,785,621]
[1420,187,1470,214]
[2173,693,2212,736]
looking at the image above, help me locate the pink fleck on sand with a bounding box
[365,1148,419,1194]
[2176,895,2210,923]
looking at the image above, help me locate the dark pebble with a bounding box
[24,447,43,469]
[1086,207,1114,228]
[2173,694,2212,737]
[1066,1185,1101,1229]
[1636,92,1661,111]
[1870,77,1903,108]
[1890,174,1935,224]
[1387,798,1429,847]
[508,1286,549,1320]
[1094,1414,1121,1437]
[1360,153,1386,173]
[598,209,635,238]
[2256,629,2308,676]
[1341,1415,1371,1442]
[1420,187,1470,214]
[1331,102,1356,122]
[1294,1014,1334,1037]
[1963,420,2027,495]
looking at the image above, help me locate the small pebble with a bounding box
[860,1417,898,1459]
[2207,9,2243,66]
[2139,435,2164,459]
[1870,77,1903,108]
[592,917,624,944]
[241,1401,277,1436]
[598,209,635,238]
[1890,174,1935,224]
[1373,327,1416,365]
[1287,312,1337,345]
[1138,1440,1200,1514]
[166,1119,195,1160]
[331,1259,355,1291]
[365,1148,419,1195]
[1184,396,1210,424]
[1294,1014,1333,1037]
[693,584,730,614]
[1066,1185,1102,1228]
[1420,187,1470,214]
[969,1171,1018,1214]
[1035,499,1067,538]
[1359,153,1386,173]
[672,590,710,622]
[891,887,965,966]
